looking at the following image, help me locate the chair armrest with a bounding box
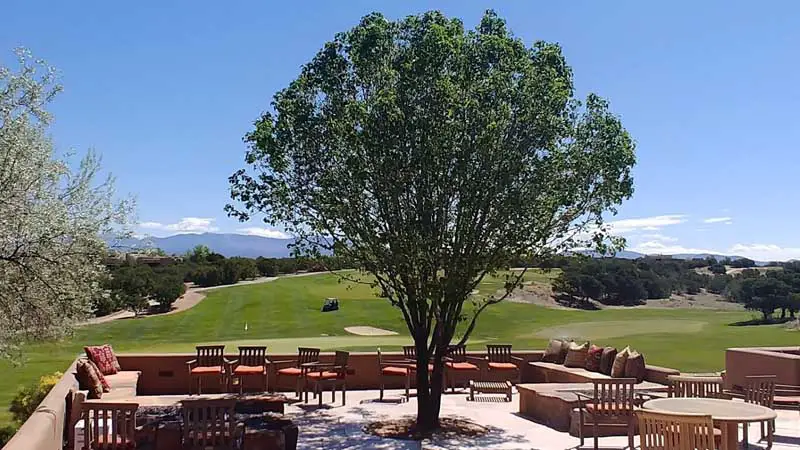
[270,359,296,367]
[465,356,485,363]
[574,392,593,409]
[224,358,238,367]
[510,356,524,363]
[185,359,197,369]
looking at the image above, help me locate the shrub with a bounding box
[152,277,186,312]
[9,372,63,425]
[0,425,17,447]
[193,265,223,287]
[256,257,279,277]
[220,259,242,285]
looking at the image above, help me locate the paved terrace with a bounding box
[288,389,800,449]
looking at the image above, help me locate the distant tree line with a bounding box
[93,245,352,316]
[548,255,800,319]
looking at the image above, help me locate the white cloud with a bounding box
[236,227,291,239]
[606,214,686,234]
[728,244,800,262]
[628,240,716,255]
[639,233,678,243]
[138,217,219,234]
[703,217,733,224]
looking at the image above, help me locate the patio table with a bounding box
[643,397,777,450]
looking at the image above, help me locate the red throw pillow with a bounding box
[87,360,111,392]
[76,359,104,399]
[85,345,119,375]
[585,344,603,372]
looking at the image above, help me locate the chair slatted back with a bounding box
[668,375,724,399]
[237,346,267,367]
[447,345,468,363]
[332,351,350,376]
[298,347,320,365]
[591,378,637,418]
[744,375,776,408]
[180,398,238,449]
[81,402,138,450]
[637,410,716,450]
[196,345,225,367]
[402,345,416,360]
[487,344,513,363]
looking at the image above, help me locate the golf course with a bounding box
[1,271,795,425]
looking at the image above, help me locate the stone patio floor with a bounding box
[283,388,800,450]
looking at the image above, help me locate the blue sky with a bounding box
[3,1,800,260]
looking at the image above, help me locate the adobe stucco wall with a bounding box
[725,347,800,390]
[119,351,547,395]
[3,359,79,450]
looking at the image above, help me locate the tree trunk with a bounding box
[414,342,444,432]
[780,308,787,319]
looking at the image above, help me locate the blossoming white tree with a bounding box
[0,49,134,359]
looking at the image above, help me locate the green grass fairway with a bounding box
[1,270,795,426]
[533,320,707,340]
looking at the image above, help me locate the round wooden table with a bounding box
[643,398,777,450]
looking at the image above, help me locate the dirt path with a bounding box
[82,271,341,325]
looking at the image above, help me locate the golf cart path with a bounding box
[82,271,336,325]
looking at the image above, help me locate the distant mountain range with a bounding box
[107,233,765,262]
[577,249,765,264]
[109,233,294,258]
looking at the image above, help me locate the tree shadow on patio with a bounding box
[288,405,531,449]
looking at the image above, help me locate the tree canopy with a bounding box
[228,10,635,429]
[0,49,134,359]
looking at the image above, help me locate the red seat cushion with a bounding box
[488,362,518,371]
[277,367,302,376]
[307,371,339,380]
[446,362,479,371]
[584,403,633,413]
[190,365,223,375]
[382,366,410,376]
[233,365,264,375]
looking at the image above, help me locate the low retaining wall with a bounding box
[725,347,800,390]
[3,359,79,450]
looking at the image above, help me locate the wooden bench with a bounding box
[469,380,512,402]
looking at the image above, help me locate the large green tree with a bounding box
[228,11,635,430]
[0,49,134,359]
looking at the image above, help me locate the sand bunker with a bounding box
[345,326,399,336]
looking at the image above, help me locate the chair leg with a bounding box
[627,420,634,450]
[593,421,599,450]
[405,375,410,401]
[578,411,585,447]
[342,381,346,406]
[380,379,384,401]
[239,376,243,395]
[318,383,323,407]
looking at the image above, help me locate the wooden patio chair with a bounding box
[576,378,638,450]
[187,345,228,395]
[743,375,777,449]
[304,350,350,406]
[79,401,138,450]
[636,409,717,450]
[668,375,729,399]
[180,397,242,449]
[226,346,269,394]
[377,347,413,401]
[272,347,320,399]
[484,344,523,384]
[444,344,481,393]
